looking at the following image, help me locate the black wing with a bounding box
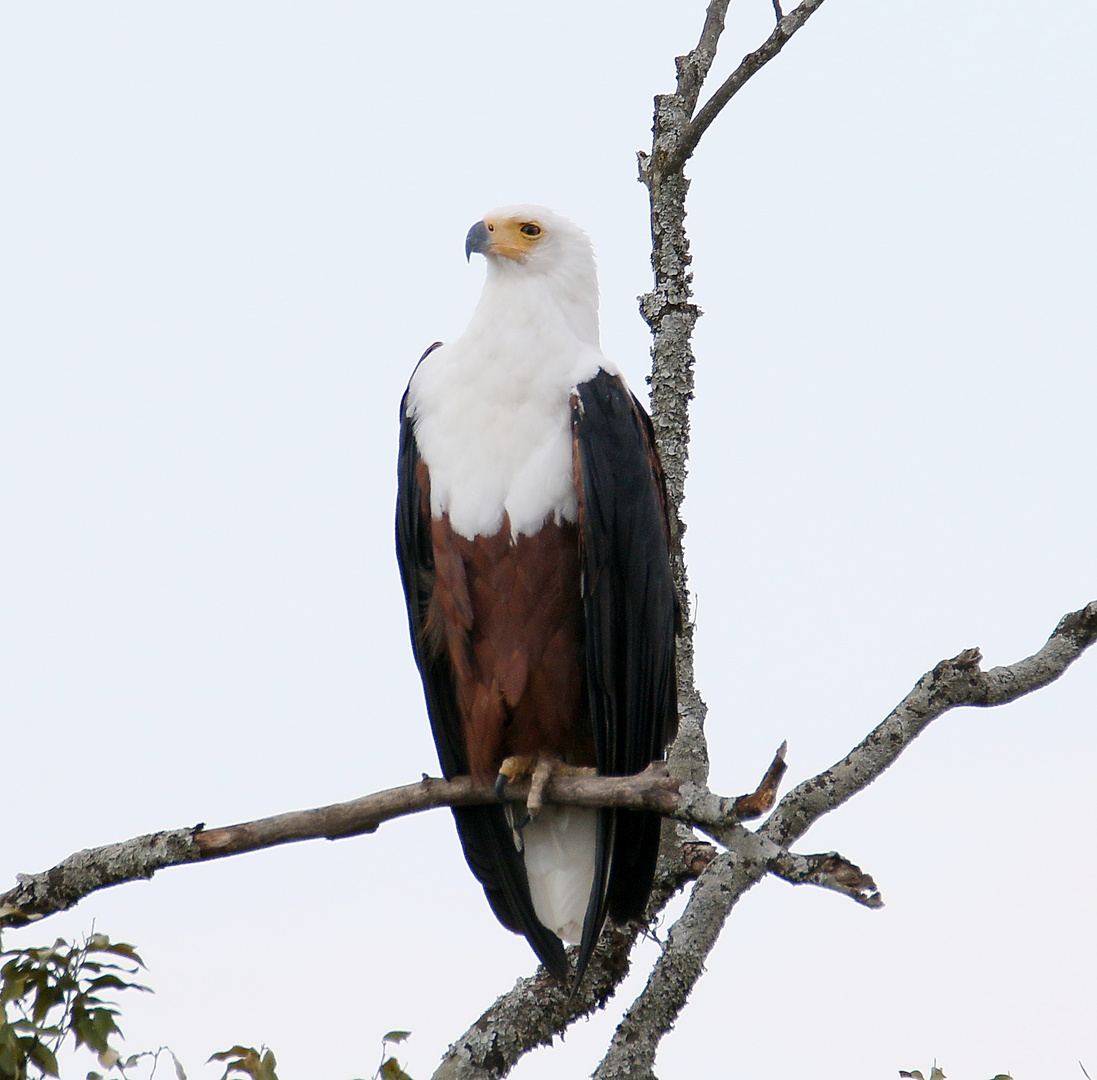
[571,369,679,982]
[395,347,569,981]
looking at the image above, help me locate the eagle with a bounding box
[396,205,678,985]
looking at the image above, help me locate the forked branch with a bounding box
[671,0,828,170]
[589,602,1097,1080]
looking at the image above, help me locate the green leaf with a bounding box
[71,1003,93,1049]
[87,1007,120,1052]
[899,1073,925,1079]
[32,984,64,1024]
[383,1032,412,1045]
[208,1046,257,1064]
[208,1046,267,1080]
[26,1040,60,1077]
[929,1069,946,1080]
[258,1049,278,1080]
[1,974,27,1007]
[100,944,144,967]
[379,1058,413,1080]
[0,1030,26,1080]
[86,975,128,992]
[207,1043,256,1061]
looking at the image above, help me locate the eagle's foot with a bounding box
[495,755,538,801]
[495,756,597,822]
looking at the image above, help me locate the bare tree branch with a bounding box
[591,602,1097,1079]
[638,0,828,795]
[672,0,731,114]
[760,602,1097,849]
[0,759,800,929]
[0,770,677,927]
[670,0,829,171]
[768,850,880,908]
[430,840,718,1080]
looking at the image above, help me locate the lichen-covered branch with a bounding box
[769,851,881,908]
[591,602,1097,1079]
[430,840,718,1080]
[0,763,781,930]
[0,831,204,930]
[670,0,828,171]
[0,769,673,928]
[638,0,828,794]
[760,601,1097,849]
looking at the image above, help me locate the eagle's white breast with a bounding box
[408,216,616,541]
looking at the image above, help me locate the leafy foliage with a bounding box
[0,933,148,1080]
[1,931,413,1080]
[373,1031,413,1080]
[208,1047,279,1080]
[206,1032,416,1080]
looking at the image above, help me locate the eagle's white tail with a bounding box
[522,806,597,945]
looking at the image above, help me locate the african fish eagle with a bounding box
[396,205,678,985]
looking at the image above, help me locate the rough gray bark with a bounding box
[590,605,1097,1079]
[639,0,828,792]
[0,831,203,928]
[430,841,719,1080]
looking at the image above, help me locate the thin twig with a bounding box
[669,0,829,171]
[674,0,731,113]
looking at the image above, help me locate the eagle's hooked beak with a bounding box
[465,219,492,261]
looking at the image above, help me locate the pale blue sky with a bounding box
[3,2,1095,1078]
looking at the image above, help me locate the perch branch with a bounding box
[0,759,787,930]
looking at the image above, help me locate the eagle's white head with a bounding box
[465,204,600,349]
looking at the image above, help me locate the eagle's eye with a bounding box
[519,223,542,237]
